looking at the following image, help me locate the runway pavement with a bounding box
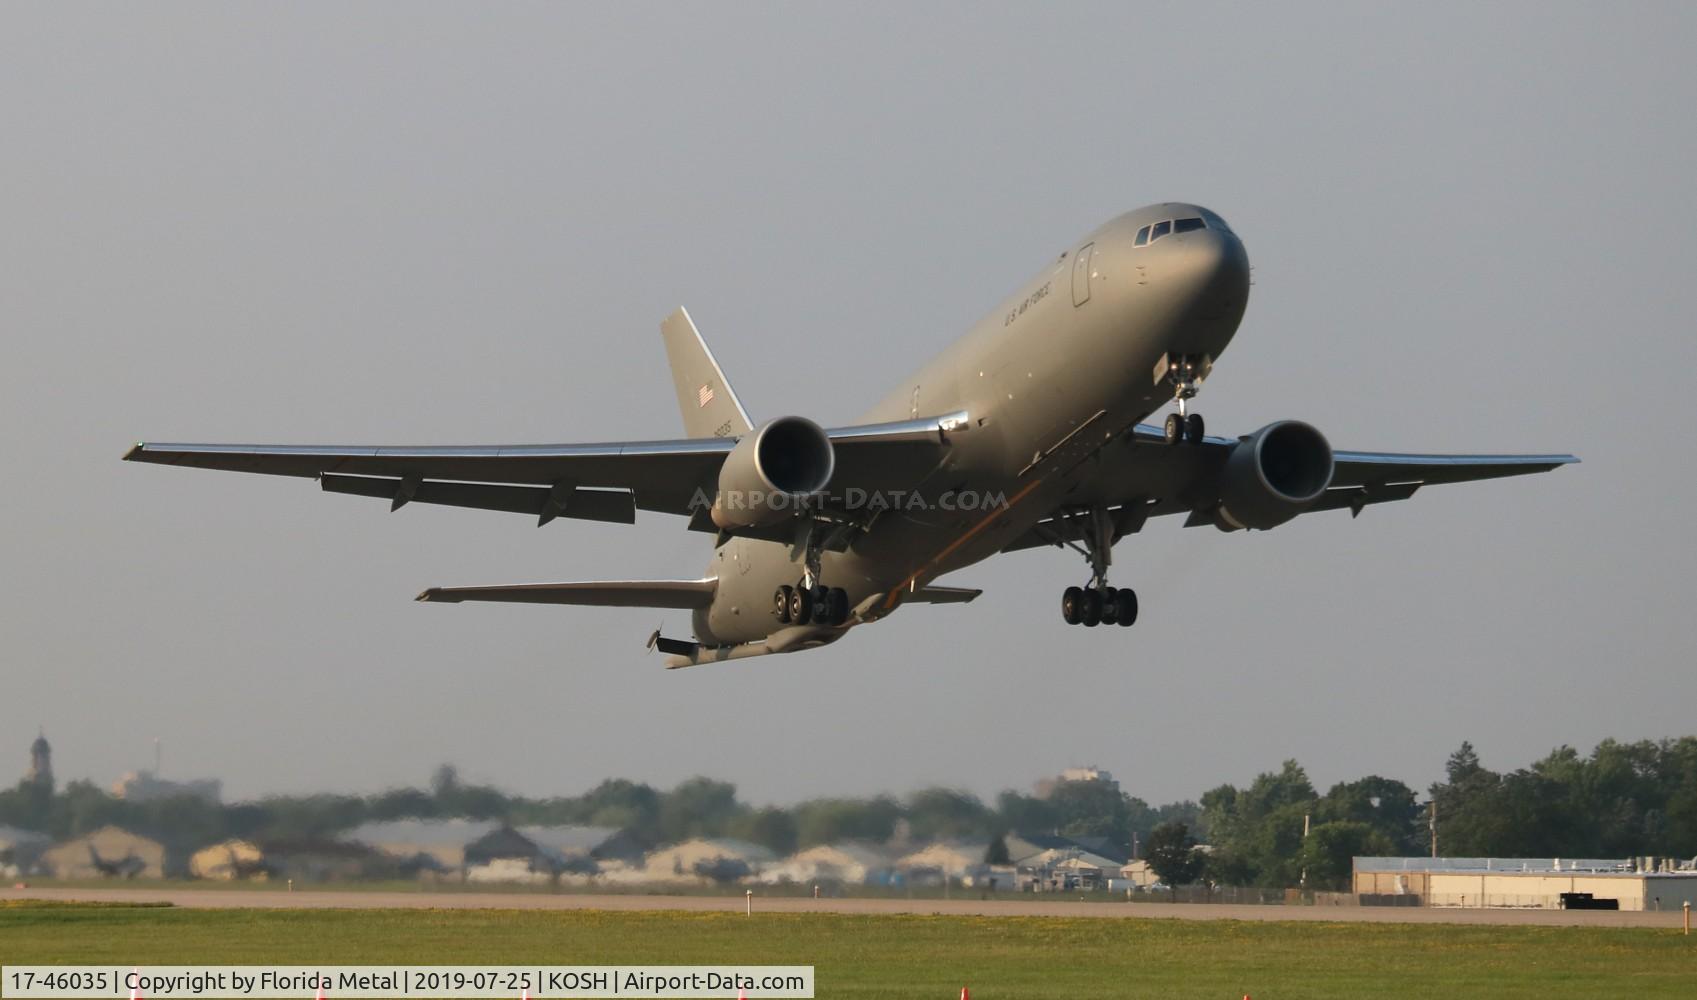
[6,886,1687,928]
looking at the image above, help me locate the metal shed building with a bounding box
[1354,856,1697,911]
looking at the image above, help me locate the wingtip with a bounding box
[415,588,438,602]
[122,442,146,462]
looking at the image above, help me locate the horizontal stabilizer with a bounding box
[417,579,716,609]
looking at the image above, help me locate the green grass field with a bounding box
[3,901,1692,999]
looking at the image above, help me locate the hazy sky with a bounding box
[3,3,1693,810]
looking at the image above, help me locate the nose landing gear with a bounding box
[1056,507,1138,628]
[1157,352,1209,445]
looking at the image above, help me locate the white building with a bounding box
[110,770,221,804]
[894,841,991,881]
[759,843,890,885]
[627,838,776,885]
[1035,766,1119,797]
[1354,857,1697,911]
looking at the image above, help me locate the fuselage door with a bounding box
[1071,243,1095,306]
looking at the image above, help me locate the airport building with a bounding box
[757,843,892,886]
[40,826,166,880]
[1354,857,1697,911]
[346,818,501,873]
[110,770,222,804]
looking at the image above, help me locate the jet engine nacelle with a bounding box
[711,416,836,530]
[1214,420,1334,531]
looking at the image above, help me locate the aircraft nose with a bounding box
[1166,227,1250,311]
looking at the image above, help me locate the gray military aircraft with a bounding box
[127,204,1576,667]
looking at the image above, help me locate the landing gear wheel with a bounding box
[1061,586,1085,625]
[774,585,794,624]
[1164,412,1184,445]
[787,585,812,625]
[1081,588,1103,627]
[1185,412,1205,445]
[1099,587,1119,625]
[809,584,831,625]
[826,587,849,626]
[1114,588,1138,627]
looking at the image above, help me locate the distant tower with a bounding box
[25,729,53,792]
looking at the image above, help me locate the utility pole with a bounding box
[1300,813,1311,888]
[1429,800,1438,859]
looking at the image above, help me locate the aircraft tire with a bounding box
[1062,586,1085,625]
[1165,413,1184,445]
[1099,587,1119,625]
[827,587,849,626]
[775,585,794,624]
[1081,588,1103,627]
[1115,588,1138,627]
[788,586,812,624]
[1185,412,1205,444]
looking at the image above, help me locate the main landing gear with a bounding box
[774,519,851,627]
[1056,507,1138,628]
[774,583,849,626]
[1159,352,1209,445]
[1062,585,1137,628]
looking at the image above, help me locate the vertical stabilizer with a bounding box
[660,307,754,439]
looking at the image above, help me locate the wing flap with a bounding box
[416,579,717,609]
[124,438,731,487]
[320,474,636,524]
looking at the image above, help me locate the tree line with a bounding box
[0,763,1197,862]
[1142,737,1697,890]
[2,738,1692,890]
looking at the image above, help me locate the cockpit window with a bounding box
[1137,216,1213,248]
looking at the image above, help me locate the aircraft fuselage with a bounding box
[695,204,1251,646]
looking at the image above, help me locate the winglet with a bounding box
[660,307,754,439]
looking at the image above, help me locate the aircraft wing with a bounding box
[1003,423,1577,552]
[123,413,965,523]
